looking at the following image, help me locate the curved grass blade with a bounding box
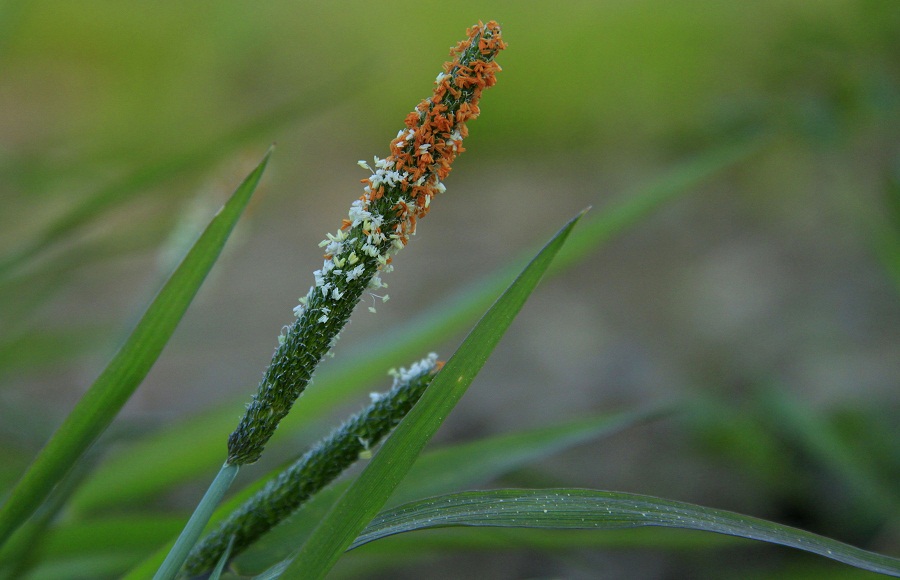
[0,148,273,549]
[69,139,762,516]
[3,515,181,562]
[757,387,900,518]
[280,210,585,579]
[351,526,742,553]
[230,407,667,574]
[352,489,900,577]
[546,138,764,275]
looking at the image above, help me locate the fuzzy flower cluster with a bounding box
[187,355,441,575]
[294,20,506,321]
[226,22,505,466]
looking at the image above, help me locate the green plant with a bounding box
[1,16,899,580]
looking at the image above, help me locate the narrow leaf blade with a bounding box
[0,149,273,548]
[354,489,900,577]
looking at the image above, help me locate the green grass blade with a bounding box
[231,406,666,574]
[0,326,109,377]
[0,149,273,549]
[684,395,801,494]
[547,138,765,275]
[352,489,900,577]
[281,210,585,579]
[69,411,246,516]
[757,387,900,517]
[69,139,761,515]
[5,515,182,561]
[350,526,741,553]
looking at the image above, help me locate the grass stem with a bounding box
[153,462,239,580]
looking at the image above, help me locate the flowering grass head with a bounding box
[225,21,505,466]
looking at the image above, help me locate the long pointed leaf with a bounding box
[349,526,741,553]
[281,210,585,578]
[353,489,900,577]
[0,149,273,548]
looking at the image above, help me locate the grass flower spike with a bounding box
[185,355,442,575]
[226,21,505,465]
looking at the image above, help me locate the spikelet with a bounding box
[226,21,506,466]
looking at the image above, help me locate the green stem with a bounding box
[153,462,239,580]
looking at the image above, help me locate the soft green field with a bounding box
[1,2,898,578]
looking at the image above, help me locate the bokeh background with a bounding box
[1,1,899,578]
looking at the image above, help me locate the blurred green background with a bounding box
[1,1,899,578]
